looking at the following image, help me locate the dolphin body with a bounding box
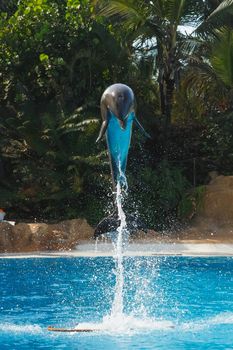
[94,83,149,238]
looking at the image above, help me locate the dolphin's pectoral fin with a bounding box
[96,100,109,142]
[96,120,109,142]
[135,117,152,139]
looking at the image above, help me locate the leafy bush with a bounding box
[127,160,190,229]
[178,185,205,221]
[200,111,233,174]
[0,0,132,223]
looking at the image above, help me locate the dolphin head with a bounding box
[109,85,134,129]
[114,92,127,129]
[97,84,135,143]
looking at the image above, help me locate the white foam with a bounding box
[0,323,42,334]
[181,312,233,331]
[208,312,233,325]
[75,315,174,334]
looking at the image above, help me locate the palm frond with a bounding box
[70,151,107,166]
[183,58,227,98]
[151,0,164,18]
[181,36,210,57]
[96,0,147,29]
[181,37,200,55]
[166,0,186,27]
[210,29,233,87]
[208,0,233,20]
[58,118,99,135]
[196,0,233,34]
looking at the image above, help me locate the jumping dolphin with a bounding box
[94,83,149,238]
[96,83,150,187]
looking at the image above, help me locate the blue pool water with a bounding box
[0,256,232,349]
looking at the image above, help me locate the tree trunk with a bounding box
[159,76,175,143]
[157,40,176,142]
[164,77,175,130]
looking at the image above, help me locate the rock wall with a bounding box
[178,175,233,242]
[198,175,233,224]
[0,219,94,253]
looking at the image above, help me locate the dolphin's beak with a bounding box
[119,119,126,129]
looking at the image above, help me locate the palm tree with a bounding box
[95,0,205,136]
[181,0,233,113]
[182,28,233,113]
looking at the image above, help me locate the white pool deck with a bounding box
[0,242,233,258]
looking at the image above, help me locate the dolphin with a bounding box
[96,83,150,187]
[94,83,149,238]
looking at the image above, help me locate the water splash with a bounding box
[111,181,128,318]
[76,316,174,334]
[95,237,99,253]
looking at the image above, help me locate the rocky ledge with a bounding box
[0,219,94,253]
[175,175,233,242]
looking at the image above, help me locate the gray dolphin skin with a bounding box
[96,83,134,142]
[97,83,150,143]
[94,83,149,238]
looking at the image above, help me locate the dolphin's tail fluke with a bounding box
[93,211,147,239]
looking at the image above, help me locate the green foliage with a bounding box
[210,28,233,88]
[200,111,233,174]
[174,27,233,123]
[128,161,190,229]
[0,0,133,222]
[196,0,233,35]
[178,186,205,220]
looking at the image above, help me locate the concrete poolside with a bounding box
[0,241,233,258]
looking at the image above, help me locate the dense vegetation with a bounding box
[0,0,233,229]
